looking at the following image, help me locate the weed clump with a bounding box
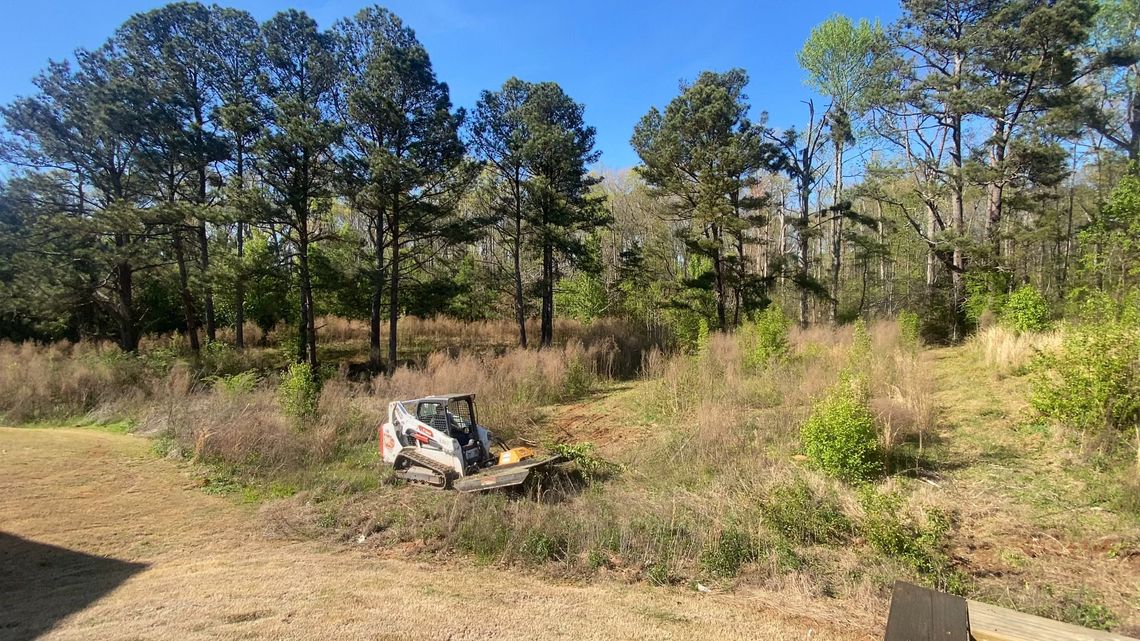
[745,305,790,368]
[898,311,921,351]
[700,526,757,578]
[278,363,322,426]
[859,488,966,594]
[762,479,853,545]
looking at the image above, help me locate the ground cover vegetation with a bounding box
[1,0,1138,635]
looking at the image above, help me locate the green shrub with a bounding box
[562,356,595,399]
[859,488,966,594]
[850,319,872,366]
[1031,321,1140,456]
[965,270,1012,325]
[801,387,881,483]
[745,305,790,368]
[1001,285,1051,333]
[762,479,853,545]
[695,318,710,356]
[278,362,322,426]
[700,526,756,578]
[210,371,259,397]
[898,311,921,351]
[554,272,608,324]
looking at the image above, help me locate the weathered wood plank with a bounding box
[884,581,969,641]
[968,600,1139,641]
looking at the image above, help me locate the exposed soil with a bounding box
[0,426,858,641]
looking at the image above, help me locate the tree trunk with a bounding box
[798,182,811,329]
[829,140,844,324]
[877,200,890,313]
[387,207,401,376]
[369,214,385,371]
[986,120,1006,263]
[513,180,527,349]
[173,228,200,353]
[115,255,139,353]
[710,224,727,330]
[234,147,246,350]
[541,240,554,347]
[297,218,318,372]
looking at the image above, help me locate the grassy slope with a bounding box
[0,425,854,641]
[925,346,1139,633]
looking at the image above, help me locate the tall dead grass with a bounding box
[371,341,609,441]
[0,341,151,423]
[971,326,1063,377]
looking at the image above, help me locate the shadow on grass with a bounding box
[0,532,147,641]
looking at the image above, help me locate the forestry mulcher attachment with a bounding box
[378,393,565,493]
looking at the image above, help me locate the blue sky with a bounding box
[0,0,901,168]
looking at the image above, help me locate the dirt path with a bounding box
[0,427,856,641]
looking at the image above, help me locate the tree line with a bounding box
[1,0,1137,373]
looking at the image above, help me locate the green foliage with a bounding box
[761,479,853,545]
[210,371,259,397]
[898,310,921,351]
[555,272,608,324]
[1079,168,1140,289]
[745,305,790,368]
[520,528,568,563]
[798,16,886,114]
[859,488,966,594]
[1001,285,1050,333]
[694,317,711,356]
[801,385,880,483]
[699,526,756,578]
[1062,599,1117,631]
[550,442,619,481]
[965,270,1011,326]
[278,362,322,426]
[1031,320,1140,439]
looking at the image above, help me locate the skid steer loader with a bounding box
[377,393,565,492]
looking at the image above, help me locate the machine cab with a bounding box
[414,395,479,447]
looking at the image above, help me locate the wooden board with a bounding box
[968,600,1139,641]
[884,581,970,641]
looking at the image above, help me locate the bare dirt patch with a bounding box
[0,426,859,641]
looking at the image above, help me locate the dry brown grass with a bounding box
[970,326,1063,377]
[0,426,857,641]
[0,340,152,423]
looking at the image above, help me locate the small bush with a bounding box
[695,318,711,356]
[210,371,259,397]
[278,362,322,426]
[898,311,921,351]
[563,356,595,399]
[762,479,853,545]
[745,306,790,368]
[1031,320,1140,457]
[859,488,966,594]
[700,526,756,578]
[1001,285,1050,333]
[801,387,881,483]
